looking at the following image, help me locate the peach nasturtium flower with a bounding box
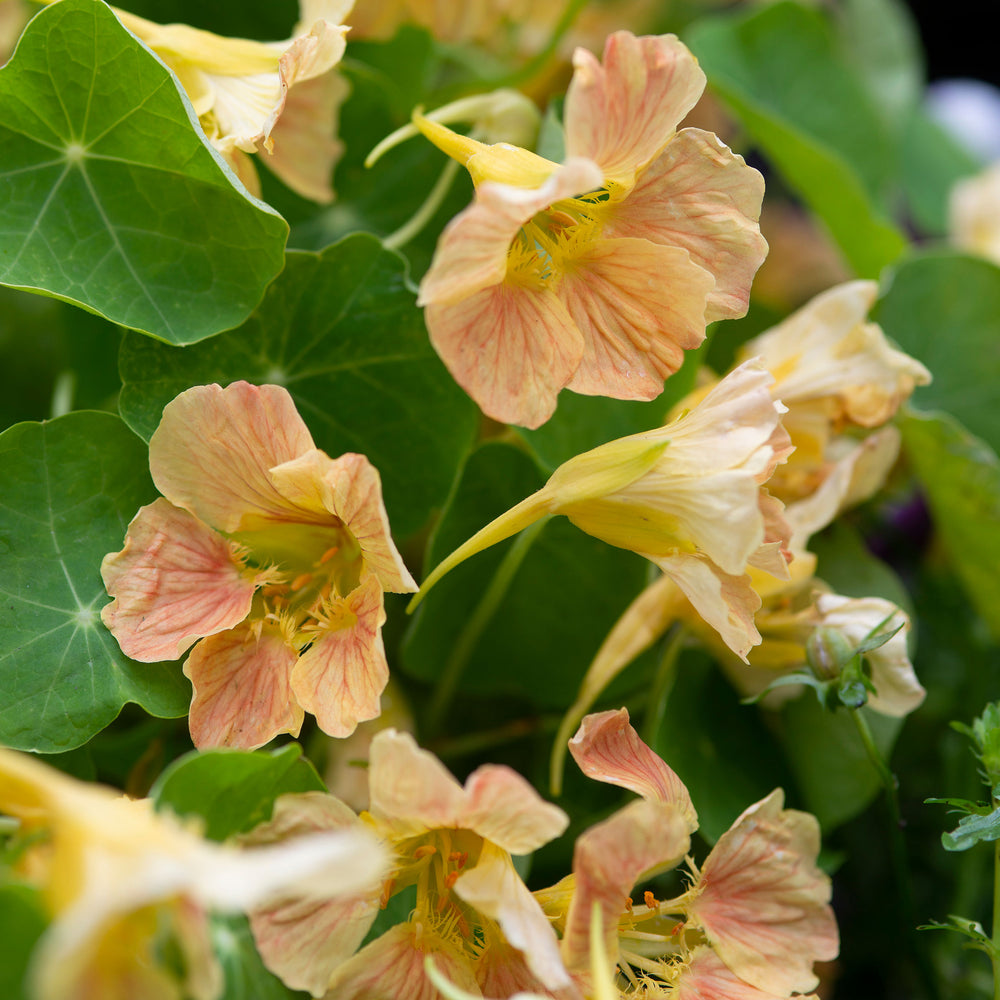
[101,381,416,750]
[0,747,386,1000]
[411,360,792,664]
[413,30,767,427]
[111,0,353,202]
[536,710,838,999]
[241,728,571,998]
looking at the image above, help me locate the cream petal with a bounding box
[605,128,767,322]
[150,382,316,533]
[686,789,838,995]
[424,280,583,429]
[324,921,482,1000]
[454,842,571,990]
[562,798,692,975]
[569,709,696,826]
[367,730,467,835]
[814,594,924,717]
[419,159,603,308]
[674,947,802,1000]
[184,623,303,749]
[459,766,568,855]
[291,574,389,739]
[559,238,712,400]
[655,554,762,662]
[269,450,415,592]
[101,499,255,662]
[564,32,706,185]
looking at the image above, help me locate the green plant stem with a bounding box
[851,709,941,1000]
[425,518,548,736]
[641,625,686,748]
[993,837,1000,1000]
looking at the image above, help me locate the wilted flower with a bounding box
[242,728,571,998]
[414,31,767,427]
[112,0,353,201]
[0,747,386,1000]
[538,710,838,999]
[412,360,792,666]
[101,381,416,749]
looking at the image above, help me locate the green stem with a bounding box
[383,158,461,251]
[851,710,941,1000]
[993,834,1000,1000]
[425,518,548,736]
[640,625,686,748]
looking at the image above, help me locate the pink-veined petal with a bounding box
[674,947,810,1000]
[459,766,568,855]
[291,574,389,739]
[150,382,315,532]
[605,128,767,322]
[419,159,603,308]
[655,554,762,662]
[101,499,255,662]
[424,280,583,429]
[559,238,712,400]
[245,793,381,998]
[269,451,416,592]
[325,921,482,1000]
[564,32,706,185]
[562,798,692,975]
[686,789,838,995]
[184,623,303,749]
[454,842,571,990]
[367,730,467,835]
[569,709,696,828]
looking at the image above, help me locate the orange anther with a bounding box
[671,920,686,937]
[448,851,468,869]
[320,546,340,563]
[413,845,437,859]
[444,870,461,889]
[625,896,634,912]
[644,891,657,909]
[291,573,313,591]
[379,878,395,909]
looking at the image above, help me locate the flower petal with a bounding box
[269,451,416,592]
[686,789,838,995]
[605,128,767,322]
[674,947,809,1000]
[562,798,692,975]
[559,237,712,400]
[184,623,303,749]
[425,280,583,429]
[245,792,381,997]
[459,766,569,855]
[291,574,389,739]
[150,382,315,533]
[367,730,467,836]
[454,842,571,990]
[101,499,255,662]
[564,32,706,185]
[655,554,762,662]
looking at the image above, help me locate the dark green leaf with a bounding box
[401,442,651,709]
[118,238,478,538]
[942,804,1000,852]
[878,253,1000,451]
[151,743,325,842]
[900,411,1000,637]
[0,0,287,343]
[687,1,907,276]
[0,412,189,752]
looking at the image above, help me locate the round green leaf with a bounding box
[117,237,478,538]
[0,0,287,343]
[0,411,190,752]
[151,743,325,842]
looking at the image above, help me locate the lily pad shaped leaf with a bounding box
[0,0,287,344]
[0,412,190,753]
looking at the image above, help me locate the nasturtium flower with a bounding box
[412,360,792,665]
[102,381,416,750]
[538,710,838,999]
[0,747,386,1000]
[413,31,767,427]
[950,160,1000,265]
[111,0,353,202]
[241,729,571,998]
